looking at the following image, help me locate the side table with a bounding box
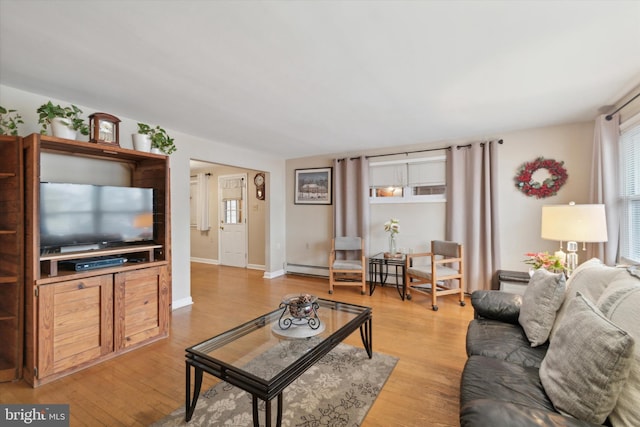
[368,252,407,300]
[497,270,530,295]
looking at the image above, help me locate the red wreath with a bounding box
[514,157,568,199]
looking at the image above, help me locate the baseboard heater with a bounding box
[286,263,329,278]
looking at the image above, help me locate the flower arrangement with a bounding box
[384,218,400,236]
[514,157,568,199]
[524,252,565,273]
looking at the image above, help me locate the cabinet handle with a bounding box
[77,282,85,289]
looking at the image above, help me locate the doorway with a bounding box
[189,160,266,269]
[218,173,247,267]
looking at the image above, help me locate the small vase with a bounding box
[51,118,77,140]
[132,134,151,152]
[389,234,397,255]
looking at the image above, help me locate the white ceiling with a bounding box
[1,1,639,159]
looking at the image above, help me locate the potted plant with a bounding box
[133,123,176,154]
[0,106,24,136]
[37,101,89,139]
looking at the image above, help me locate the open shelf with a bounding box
[40,136,166,163]
[40,244,163,261]
[0,309,16,320]
[0,136,21,383]
[0,275,18,284]
[40,244,164,278]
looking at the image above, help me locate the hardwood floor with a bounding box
[0,263,474,426]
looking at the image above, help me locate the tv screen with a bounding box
[40,182,154,253]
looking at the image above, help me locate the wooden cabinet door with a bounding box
[37,275,113,379]
[114,266,169,350]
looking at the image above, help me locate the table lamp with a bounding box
[541,202,608,275]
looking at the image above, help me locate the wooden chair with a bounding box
[405,240,466,311]
[329,237,366,295]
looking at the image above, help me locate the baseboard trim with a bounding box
[190,257,219,265]
[172,296,194,310]
[263,269,285,279]
[286,264,329,278]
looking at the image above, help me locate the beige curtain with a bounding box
[446,141,501,292]
[587,114,620,264]
[196,172,210,231]
[333,156,370,244]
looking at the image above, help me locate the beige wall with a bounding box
[285,120,595,275]
[190,164,266,268]
[497,122,594,269]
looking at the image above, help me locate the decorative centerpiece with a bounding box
[384,218,401,258]
[278,293,320,330]
[524,252,566,274]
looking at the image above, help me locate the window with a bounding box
[220,175,244,224]
[620,118,640,262]
[223,199,242,224]
[369,156,446,203]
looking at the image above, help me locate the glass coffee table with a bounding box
[185,298,372,427]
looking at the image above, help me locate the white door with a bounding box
[218,174,247,267]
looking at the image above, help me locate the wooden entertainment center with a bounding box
[0,136,24,382]
[0,133,172,387]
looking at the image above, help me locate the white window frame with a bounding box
[619,113,640,263]
[369,155,446,204]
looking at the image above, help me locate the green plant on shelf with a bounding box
[37,101,89,135]
[136,123,177,154]
[0,106,24,136]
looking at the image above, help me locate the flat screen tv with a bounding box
[40,182,154,254]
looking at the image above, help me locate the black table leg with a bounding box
[369,261,376,295]
[359,317,373,359]
[379,262,389,285]
[185,361,203,422]
[252,394,283,427]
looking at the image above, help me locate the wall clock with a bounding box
[89,112,121,146]
[254,173,265,200]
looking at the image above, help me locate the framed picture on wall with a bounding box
[294,167,332,205]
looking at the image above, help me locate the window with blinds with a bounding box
[369,156,446,203]
[620,118,640,263]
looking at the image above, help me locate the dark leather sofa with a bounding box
[459,290,603,427]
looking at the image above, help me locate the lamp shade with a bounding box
[541,204,608,242]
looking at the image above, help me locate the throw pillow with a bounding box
[518,269,566,346]
[597,280,640,427]
[540,293,635,425]
[550,262,630,342]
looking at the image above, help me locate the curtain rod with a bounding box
[339,139,503,161]
[456,139,504,150]
[365,146,449,160]
[606,92,640,121]
[367,139,503,158]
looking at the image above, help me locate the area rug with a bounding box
[152,342,398,426]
